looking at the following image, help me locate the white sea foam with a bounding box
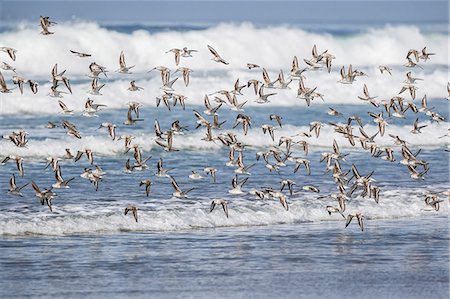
[0,22,448,115]
[1,122,447,160]
[0,187,447,236]
[1,22,447,76]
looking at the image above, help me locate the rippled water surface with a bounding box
[1,217,448,299]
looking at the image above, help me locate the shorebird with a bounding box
[51,64,72,94]
[0,71,12,93]
[84,98,106,116]
[368,112,388,136]
[166,48,182,66]
[48,85,68,98]
[338,64,356,84]
[370,185,380,203]
[410,118,427,134]
[116,135,134,153]
[69,50,91,57]
[419,47,435,61]
[280,179,296,195]
[203,167,217,183]
[200,123,214,142]
[1,155,24,176]
[247,63,260,69]
[267,190,289,211]
[57,100,74,115]
[74,149,94,165]
[123,108,144,125]
[170,120,189,135]
[130,144,151,170]
[247,79,261,95]
[231,78,246,95]
[153,119,169,140]
[345,213,364,231]
[210,199,229,218]
[326,206,345,218]
[148,65,170,83]
[276,69,292,89]
[302,185,320,193]
[350,164,375,186]
[181,47,197,57]
[358,84,378,107]
[4,130,29,148]
[8,174,28,197]
[403,57,422,69]
[12,75,26,94]
[98,122,117,140]
[63,123,82,139]
[328,107,343,117]
[424,193,443,211]
[127,80,143,91]
[229,94,247,111]
[233,114,251,135]
[86,78,105,95]
[379,147,395,162]
[156,93,172,111]
[88,170,103,191]
[229,175,248,194]
[407,165,428,180]
[88,62,108,78]
[377,65,392,75]
[0,61,16,73]
[234,152,255,175]
[404,71,423,84]
[155,131,178,152]
[290,56,307,79]
[39,16,56,35]
[255,85,277,104]
[0,47,17,61]
[31,181,56,212]
[292,158,311,175]
[169,176,195,198]
[116,51,135,73]
[174,67,192,87]
[139,179,152,197]
[127,101,142,119]
[64,148,74,159]
[44,156,60,172]
[47,121,64,134]
[124,159,134,174]
[203,95,222,115]
[311,44,335,71]
[189,171,204,180]
[262,68,279,88]
[52,165,75,188]
[261,124,276,141]
[124,205,138,222]
[207,45,229,65]
[28,80,39,94]
[155,159,173,178]
[304,58,322,71]
[269,114,283,127]
[160,74,178,92]
[309,121,322,138]
[172,93,187,110]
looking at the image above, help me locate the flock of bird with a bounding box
[1,16,449,230]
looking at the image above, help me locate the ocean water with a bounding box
[0,21,449,298]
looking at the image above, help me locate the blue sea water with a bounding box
[0,21,449,298]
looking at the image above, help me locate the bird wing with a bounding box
[207,45,220,58]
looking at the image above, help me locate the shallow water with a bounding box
[1,216,448,299]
